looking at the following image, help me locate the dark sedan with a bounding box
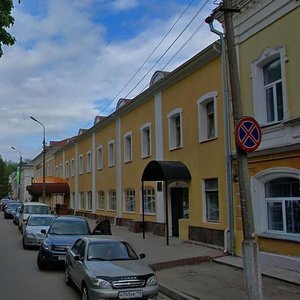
[4,201,21,219]
[37,215,91,270]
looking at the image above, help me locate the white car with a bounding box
[18,202,50,233]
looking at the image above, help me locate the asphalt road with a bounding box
[0,212,169,300]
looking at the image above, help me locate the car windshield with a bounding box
[8,203,21,209]
[28,216,54,226]
[49,219,90,235]
[24,205,49,214]
[87,241,139,261]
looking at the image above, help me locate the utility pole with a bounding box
[222,0,263,299]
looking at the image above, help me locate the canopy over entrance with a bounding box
[26,176,70,195]
[141,160,191,245]
[142,160,191,181]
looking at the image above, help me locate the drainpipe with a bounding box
[205,16,234,254]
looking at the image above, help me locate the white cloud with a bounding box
[111,0,139,11]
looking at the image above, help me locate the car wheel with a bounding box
[81,284,89,300]
[37,253,47,270]
[22,238,29,250]
[65,266,72,286]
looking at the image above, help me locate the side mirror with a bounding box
[74,255,82,261]
[41,229,47,234]
[93,230,102,235]
[139,253,146,259]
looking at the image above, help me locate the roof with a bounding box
[142,160,191,181]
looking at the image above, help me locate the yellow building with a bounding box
[212,0,300,257]
[52,41,232,250]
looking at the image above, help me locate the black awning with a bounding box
[142,160,191,181]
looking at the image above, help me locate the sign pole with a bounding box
[223,1,263,299]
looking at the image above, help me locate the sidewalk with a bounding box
[87,219,300,299]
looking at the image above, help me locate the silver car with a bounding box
[22,214,55,249]
[65,236,159,300]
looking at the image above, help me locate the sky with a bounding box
[1,0,222,163]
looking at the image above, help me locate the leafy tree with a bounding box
[0,156,18,198]
[0,0,16,57]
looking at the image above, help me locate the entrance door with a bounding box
[171,187,188,237]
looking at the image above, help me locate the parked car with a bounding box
[12,207,22,225]
[65,236,159,300]
[4,201,21,219]
[18,202,50,233]
[22,214,55,249]
[37,215,91,270]
[0,198,11,211]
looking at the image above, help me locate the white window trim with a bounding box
[251,46,288,126]
[79,154,83,175]
[197,91,218,143]
[108,140,115,168]
[108,190,117,211]
[65,161,69,179]
[123,131,133,163]
[71,158,75,177]
[140,187,156,215]
[123,188,136,213]
[140,123,152,158]
[86,151,92,173]
[167,108,183,150]
[97,190,105,210]
[251,167,300,242]
[97,145,103,170]
[202,178,219,224]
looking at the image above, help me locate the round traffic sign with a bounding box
[235,116,262,152]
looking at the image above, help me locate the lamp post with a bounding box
[30,116,46,203]
[11,146,22,201]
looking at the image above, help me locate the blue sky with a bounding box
[1,0,222,162]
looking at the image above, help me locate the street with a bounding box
[0,213,169,300]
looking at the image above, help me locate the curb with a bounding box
[159,283,197,300]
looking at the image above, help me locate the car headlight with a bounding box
[25,231,35,237]
[42,240,52,250]
[92,278,111,289]
[146,275,157,286]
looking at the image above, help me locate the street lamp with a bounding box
[11,146,22,201]
[30,116,46,203]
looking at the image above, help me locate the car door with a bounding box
[69,239,86,286]
[68,239,83,286]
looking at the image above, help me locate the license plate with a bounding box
[58,255,66,261]
[118,291,143,299]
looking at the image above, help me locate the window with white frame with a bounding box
[124,189,135,212]
[108,190,117,211]
[79,155,83,175]
[143,188,156,214]
[71,192,75,209]
[141,123,151,158]
[79,192,84,209]
[87,191,92,210]
[97,146,103,170]
[252,47,286,125]
[65,161,69,179]
[265,177,300,234]
[97,190,105,210]
[203,178,219,223]
[71,159,75,177]
[197,92,218,142]
[86,151,92,173]
[124,132,133,163]
[108,141,115,167]
[167,108,183,150]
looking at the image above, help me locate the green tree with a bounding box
[0,0,16,57]
[0,156,18,198]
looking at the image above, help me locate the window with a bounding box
[252,47,286,125]
[108,141,115,167]
[65,161,69,179]
[197,92,218,142]
[143,188,156,214]
[167,108,183,150]
[79,155,83,175]
[140,123,151,158]
[71,159,75,177]
[124,132,133,163]
[86,151,92,173]
[79,192,84,209]
[108,190,117,211]
[263,59,283,123]
[124,189,135,212]
[204,179,219,223]
[97,146,103,170]
[87,191,92,210]
[59,164,63,177]
[71,192,75,209]
[265,178,300,234]
[97,190,105,210]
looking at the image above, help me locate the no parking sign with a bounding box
[235,116,262,152]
